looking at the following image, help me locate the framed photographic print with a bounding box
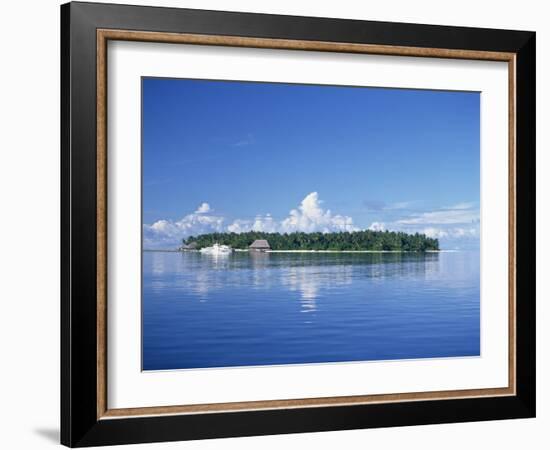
[61,2,536,447]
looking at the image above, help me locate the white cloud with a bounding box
[144,210,225,248]
[373,203,480,248]
[421,227,448,239]
[226,219,247,234]
[385,201,414,210]
[449,227,479,238]
[367,222,478,242]
[227,214,278,233]
[144,192,357,248]
[279,192,358,233]
[418,226,479,249]
[396,203,479,225]
[195,202,211,214]
[447,202,476,210]
[228,192,357,235]
[368,222,386,231]
[144,194,480,250]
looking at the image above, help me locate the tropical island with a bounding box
[182,230,439,252]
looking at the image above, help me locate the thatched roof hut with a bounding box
[249,239,270,251]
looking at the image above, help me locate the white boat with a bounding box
[199,243,233,255]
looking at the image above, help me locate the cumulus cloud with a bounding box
[279,192,358,233]
[227,214,278,233]
[144,194,480,250]
[227,193,357,234]
[144,192,357,248]
[195,202,211,214]
[144,204,225,248]
[368,222,386,232]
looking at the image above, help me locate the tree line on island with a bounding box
[183,230,439,252]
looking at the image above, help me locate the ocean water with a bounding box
[142,251,480,370]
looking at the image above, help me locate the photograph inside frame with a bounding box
[141,77,481,371]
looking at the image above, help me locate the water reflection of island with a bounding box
[148,251,443,303]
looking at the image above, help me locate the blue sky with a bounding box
[143,78,480,249]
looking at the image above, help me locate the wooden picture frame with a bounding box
[61,2,535,447]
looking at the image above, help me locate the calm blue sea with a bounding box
[142,251,480,370]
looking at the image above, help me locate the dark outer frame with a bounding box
[61,1,535,447]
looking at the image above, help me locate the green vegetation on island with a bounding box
[183,230,439,252]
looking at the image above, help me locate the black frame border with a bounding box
[61,2,535,447]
